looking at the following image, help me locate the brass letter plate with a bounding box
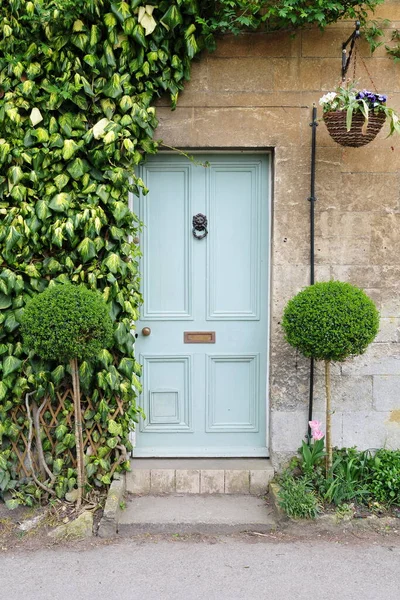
[184,331,216,344]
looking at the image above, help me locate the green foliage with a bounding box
[367,449,400,505]
[21,284,113,363]
[281,446,400,515]
[282,281,379,362]
[299,438,326,476]
[278,473,321,519]
[386,29,400,63]
[197,0,385,45]
[317,447,371,506]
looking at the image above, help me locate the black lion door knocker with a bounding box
[192,213,208,240]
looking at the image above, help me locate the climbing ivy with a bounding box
[0,0,390,504]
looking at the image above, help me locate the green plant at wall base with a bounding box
[0,1,391,503]
[278,473,321,519]
[21,284,114,508]
[282,281,379,470]
[367,449,400,505]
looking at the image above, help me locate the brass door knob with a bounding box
[142,327,151,336]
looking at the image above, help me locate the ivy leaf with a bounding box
[2,356,22,378]
[36,199,51,220]
[93,118,110,140]
[104,253,121,273]
[0,381,8,401]
[30,108,43,126]
[67,158,87,180]
[5,226,22,252]
[118,357,134,378]
[161,5,183,31]
[103,74,123,99]
[77,237,96,262]
[49,193,71,213]
[138,5,157,36]
[108,419,122,436]
[54,173,70,191]
[5,499,20,510]
[51,365,65,385]
[55,424,68,441]
[111,2,131,22]
[62,139,79,160]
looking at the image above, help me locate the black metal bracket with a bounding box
[341,20,361,82]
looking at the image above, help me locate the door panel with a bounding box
[134,154,270,457]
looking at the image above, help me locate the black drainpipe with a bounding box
[307,105,318,441]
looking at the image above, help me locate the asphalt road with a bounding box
[2,536,400,600]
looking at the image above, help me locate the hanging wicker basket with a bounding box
[323,110,386,147]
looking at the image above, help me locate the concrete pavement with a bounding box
[1,536,400,600]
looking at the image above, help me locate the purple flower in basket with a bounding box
[356,90,386,106]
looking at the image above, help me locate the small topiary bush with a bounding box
[21,283,114,508]
[21,283,114,363]
[282,281,379,468]
[282,280,379,362]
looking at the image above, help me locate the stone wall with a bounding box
[153,1,400,466]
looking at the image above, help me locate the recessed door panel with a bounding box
[134,154,270,457]
[207,165,261,320]
[141,165,192,320]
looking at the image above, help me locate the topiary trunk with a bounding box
[70,358,85,509]
[324,360,333,471]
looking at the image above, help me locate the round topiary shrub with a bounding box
[282,281,379,469]
[21,283,113,363]
[21,283,114,507]
[282,280,379,362]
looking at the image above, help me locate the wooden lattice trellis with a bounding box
[10,388,125,478]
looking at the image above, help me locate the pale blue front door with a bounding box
[133,154,270,457]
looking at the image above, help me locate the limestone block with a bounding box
[212,32,301,59]
[316,211,371,240]
[176,470,200,494]
[150,470,176,494]
[313,375,373,413]
[302,29,371,58]
[250,470,274,496]
[374,3,400,20]
[49,511,93,540]
[207,58,274,93]
[342,411,395,449]
[127,470,150,495]
[270,410,309,452]
[224,470,250,494]
[314,236,371,266]
[153,107,194,147]
[191,107,302,148]
[370,214,400,266]
[200,470,224,494]
[373,376,400,411]
[272,58,322,92]
[332,173,398,212]
[341,344,400,376]
[340,145,399,173]
[376,318,400,343]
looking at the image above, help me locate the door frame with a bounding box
[129,149,273,457]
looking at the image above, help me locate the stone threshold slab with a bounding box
[118,494,276,535]
[126,459,274,495]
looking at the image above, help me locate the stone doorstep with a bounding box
[118,494,276,536]
[126,459,274,496]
